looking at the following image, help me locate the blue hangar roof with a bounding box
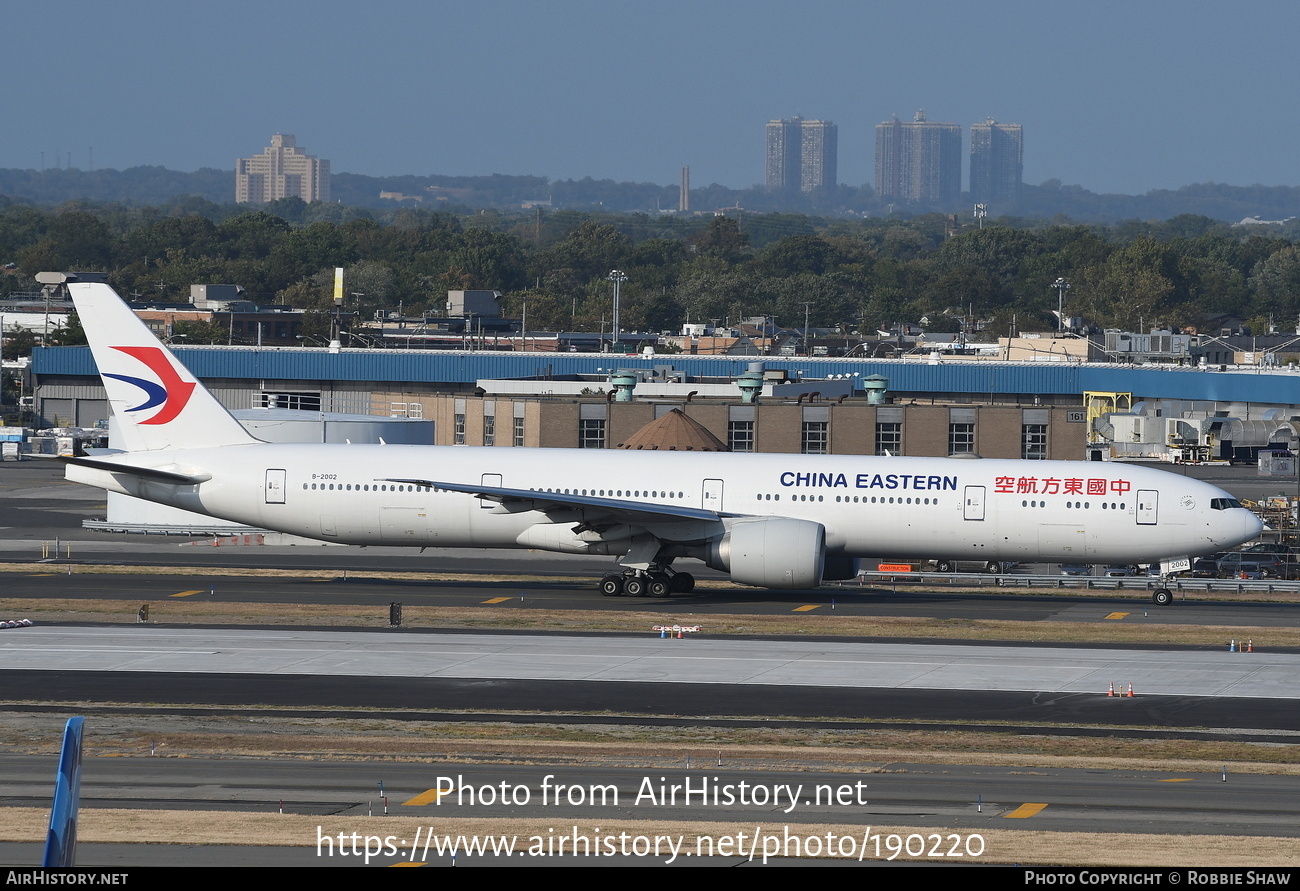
[31,346,1300,405]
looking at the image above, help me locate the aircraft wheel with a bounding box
[671,572,695,593]
[936,560,955,573]
[985,561,1001,574]
[648,577,672,598]
[1152,588,1172,606]
[599,575,624,596]
[623,577,646,597]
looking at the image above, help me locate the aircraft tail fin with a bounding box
[42,716,84,868]
[68,282,259,452]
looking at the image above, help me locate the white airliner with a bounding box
[61,281,1262,604]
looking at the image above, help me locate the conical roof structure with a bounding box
[616,408,729,451]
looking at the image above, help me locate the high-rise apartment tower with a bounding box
[765,118,802,193]
[765,117,837,194]
[875,111,961,206]
[236,133,331,204]
[969,119,1023,206]
[799,119,837,194]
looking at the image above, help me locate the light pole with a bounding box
[519,293,528,352]
[1053,277,1071,334]
[973,204,987,229]
[606,269,627,353]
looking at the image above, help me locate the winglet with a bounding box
[42,716,84,868]
[68,283,258,452]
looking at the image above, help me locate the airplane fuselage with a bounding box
[67,443,1260,567]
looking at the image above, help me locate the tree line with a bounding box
[3,197,1300,343]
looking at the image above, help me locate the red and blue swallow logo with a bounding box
[103,346,196,425]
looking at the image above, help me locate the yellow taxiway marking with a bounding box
[793,605,821,612]
[390,862,425,867]
[1005,803,1049,819]
[404,788,450,806]
[1105,612,1130,620]
[482,597,512,604]
[28,573,57,577]
[171,590,203,598]
[1158,778,1193,783]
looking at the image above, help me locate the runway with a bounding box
[3,625,1297,699]
[5,756,1299,838]
[4,625,1300,733]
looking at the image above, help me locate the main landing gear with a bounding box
[599,568,695,597]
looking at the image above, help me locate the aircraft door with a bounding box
[481,473,502,509]
[264,469,286,504]
[702,478,724,512]
[963,485,986,520]
[1137,489,1158,525]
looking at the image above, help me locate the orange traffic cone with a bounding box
[1107,682,1116,697]
[1127,684,1135,698]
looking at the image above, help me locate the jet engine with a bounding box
[706,517,826,588]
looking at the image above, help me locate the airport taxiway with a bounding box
[2,625,1297,699]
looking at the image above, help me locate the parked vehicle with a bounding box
[1215,548,1298,579]
[1190,555,1223,578]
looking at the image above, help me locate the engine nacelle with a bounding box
[707,517,826,588]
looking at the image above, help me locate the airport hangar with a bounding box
[28,345,1300,461]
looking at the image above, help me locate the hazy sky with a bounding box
[7,1,1297,195]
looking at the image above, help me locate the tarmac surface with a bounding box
[4,625,1298,699]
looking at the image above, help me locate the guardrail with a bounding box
[850,571,1300,596]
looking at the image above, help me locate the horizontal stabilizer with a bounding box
[58,455,211,485]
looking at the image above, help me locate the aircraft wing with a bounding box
[381,478,735,525]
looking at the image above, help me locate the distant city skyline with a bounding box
[6,2,1300,196]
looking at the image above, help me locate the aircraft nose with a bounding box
[1244,510,1265,542]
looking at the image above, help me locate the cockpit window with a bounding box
[1210,498,1244,510]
